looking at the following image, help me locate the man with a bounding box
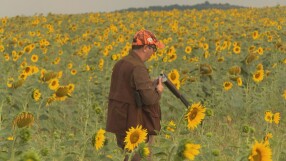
[106,29,165,160]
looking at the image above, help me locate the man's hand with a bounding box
[156,77,164,94]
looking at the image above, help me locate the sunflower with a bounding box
[283,90,286,99]
[183,143,201,160]
[58,50,63,55]
[203,43,209,51]
[200,64,212,75]
[13,112,35,128]
[111,54,118,61]
[256,63,264,71]
[257,47,264,55]
[237,77,243,86]
[68,83,75,93]
[53,57,61,64]
[18,72,28,80]
[48,78,59,91]
[168,52,177,62]
[24,45,32,53]
[263,132,273,145]
[138,143,150,158]
[217,56,224,62]
[31,54,38,62]
[31,66,39,74]
[245,53,258,64]
[71,69,77,75]
[166,120,176,132]
[177,140,201,161]
[20,61,27,68]
[168,69,180,83]
[249,45,256,53]
[185,102,206,130]
[162,57,168,62]
[189,57,199,62]
[32,89,41,101]
[93,129,106,150]
[273,112,280,124]
[85,65,91,71]
[252,30,259,40]
[253,70,264,83]
[98,58,104,71]
[248,141,272,161]
[12,79,25,89]
[173,79,181,90]
[24,66,33,76]
[67,63,73,69]
[40,70,58,82]
[46,96,56,106]
[228,66,241,75]
[7,77,14,88]
[264,111,273,123]
[223,81,233,91]
[143,147,150,157]
[4,53,9,61]
[233,46,241,54]
[124,125,147,151]
[185,46,192,54]
[204,51,210,58]
[54,86,71,101]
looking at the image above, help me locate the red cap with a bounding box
[132,29,165,48]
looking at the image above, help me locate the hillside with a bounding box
[117,1,245,12]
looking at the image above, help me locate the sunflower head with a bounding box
[176,139,201,161]
[185,102,206,130]
[253,70,264,83]
[12,79,25,89]
[245,53,258,65]
[168,69,180,83]
[124,125,147,151]
[92,129,106,150]
[48,78,60,91]
[41,71,58,82]
[264,111,273,123]
[55,86,70,97]
[32,89,41,101]
[138,143,150,158]
[228,66,241,75]
[13,112,35,128]
[273,112,280,124]
[248,141,272,161]
[200,64,212,75]
[223,81,233,91]
[19,150,41,161]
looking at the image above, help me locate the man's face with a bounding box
[144,45,157,61]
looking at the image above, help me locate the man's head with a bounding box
[132,29,164,61]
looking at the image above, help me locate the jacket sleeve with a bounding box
[132,66,161,105]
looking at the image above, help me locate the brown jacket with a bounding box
[106,50,161,135]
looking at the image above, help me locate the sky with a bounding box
[1,0,286,18]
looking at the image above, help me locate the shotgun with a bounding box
[159,73,190,108]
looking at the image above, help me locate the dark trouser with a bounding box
[116,134,154,161]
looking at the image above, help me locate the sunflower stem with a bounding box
[9,129,17,161]
[79,79,91,161]
[127,150,136,161]
[0,100,3,129]
[175,109,187,136]
[167,145,176,161]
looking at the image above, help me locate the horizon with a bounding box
[1,0,286,18]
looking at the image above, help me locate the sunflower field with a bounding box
[0,6,286,161]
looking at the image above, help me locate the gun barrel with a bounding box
[161,73,190,108]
